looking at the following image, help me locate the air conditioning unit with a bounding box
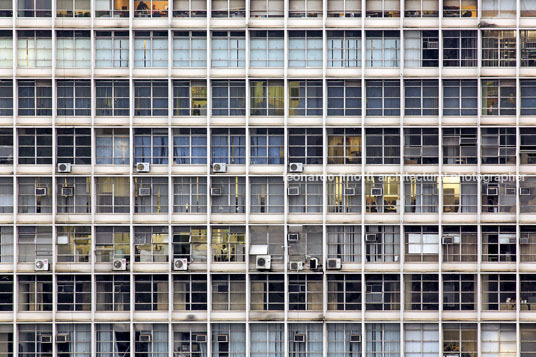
[57,163,71,173]
[487,187,498,196]
[195,334,207,342]
[349,334,361,343]
[34,259,49,271]
[287,233,300,242]
[210,187,223,196]
[40,335,52,343]
[309,257,319,270]
[287,186,300,195]
[35,187,48,196]
[370,188,383,196]
[61,186,74,197]
[216,334,228,343]
[57,235,69,245]
[365,234,377,242]
[212,163,227,173]
[56,334,70,343]
[173,258,188,271]
[344,187,356,196]
[505,187,516,195]
[139,334,152,343]
[256,255,271,270]
[442,237,454,245]
[521,187,532,196]
[112,258,127,271]
[326,258,342,270]
[289,261,304,271]
[289,162,303,173]
[294,334,306,343]
[520,236,530,244]
[136,162,150,173]
[138,187,151,196]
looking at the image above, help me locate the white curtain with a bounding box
[461,179,478,212]
[521,0,536,16]
[152,324,168,355]
[95,0,111,11]
[250,324,284,356]
[404,31,421,67]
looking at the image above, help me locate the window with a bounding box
[404,128,439,165]
[481,127,516,165]
[443,30,477,67]
[522,80,536,115]
[441,226,478,262]
[366,176,400,213]
[482,79,516,116]
[366,31,400,67]
[134,177,169,214]
[134,275,168,311]
[173,177,207,213]
[289,0,322,17]
[521,324,536,356]
[18,0,51,16]
[95,177,130,213]
[211,31,245,68]
[366,0,400,17]
[134,226,168,262]
[95,31,129,68]
[250,80,284,116]
[18,275,53,311]
[18,128,52,164]
[328,128,362,164]
[366,324,401,357]
[0,0,11,16]
[0,81,12,116]
[0,32,12,68]
[95,0,129,17]
[327,226,361,263]
[173,0,207,17]
[365,225,401,263]
[443,79,477,116]
[404,275,439,311]
[405,0,439,16]
[173,80,207,116]
[250,324,284,357]
[366,80,400,116]
[173,275,207,310]
[211,226,246,262]
[95,128,130,165]
[134,31,168,68]
[134,0,168,17]
[57,128,91,165]
[56,275,91,311]
[289,80,323,116]
[365,274,400,311]
[250,0,284,17]
[250,31,284,68]
[327,274,362,310]
[482,225,516,262]
[366,128,400,165]
[18,325,53,357]
[96,276,130,311]
[520,226,536,262]
[134,128,168,164]
[211,128,245,164]
[287,181,323,214]
[211,0,245,17]
[520,177,536,213]
[95,80,129,116]
[212,80,246,116]
[172,226,207,262]
[250,177,284,213]
[327,80,362,116]
[0,226,12,261]
[56,30,90,68]
[442,128,478,165]
[57,80,91,117]
[95,226,129,263]
[212,274,246,310]
[404,80,438,116]
[443,0,477,17]
[17,226,52,262]
[18,80,52,116]
[287,226,323,268]
[521,31,536,66]
[56,226,91,263]
[327,176,362,213]
[173,31,206,67]
[404,177,439,213]
[443,274,476,310]
[173,129,207,164]
[288,274,323,311]
[173,325,208,356]
[481,324,516,357]
[55,324,91,357]
[520,275,536,311]
[18,177,52,214]
[442,324,477,357]
[250,128,284,165]
[482,178,516,214]
[0,276,11,312]
[328,0,361,17]
[405,31,439,68]
[482,0,515,17]
[0,179,12,214]
[134,324,168,357]
[249,226,285,268]
[404,324,439,357]
[482,30,516,67]
[288,128,323,164]
[134,80,168,116]
[289,31,323,68]
[211,324,246,357]
[404,226,439,262]
[482,274,516,311]
[17,31,51,68]
[288,324,323,356]
[250,274,285,310]
[57,0,90,16]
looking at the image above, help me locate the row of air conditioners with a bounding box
[292,333,360,343]
[34,257,192,272]
[486,187,532,196]
[256,254,342,271]
[39,334,71,343]
[287,186,357,196]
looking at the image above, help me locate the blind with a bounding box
[366,0,382,11]
[308,0,322,12]
[328,0,344,12]
[384,0,400,12]
[423,0,439,11]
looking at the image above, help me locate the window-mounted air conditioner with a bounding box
[326,258,342,270]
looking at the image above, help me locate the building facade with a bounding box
[0,0,536,355]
